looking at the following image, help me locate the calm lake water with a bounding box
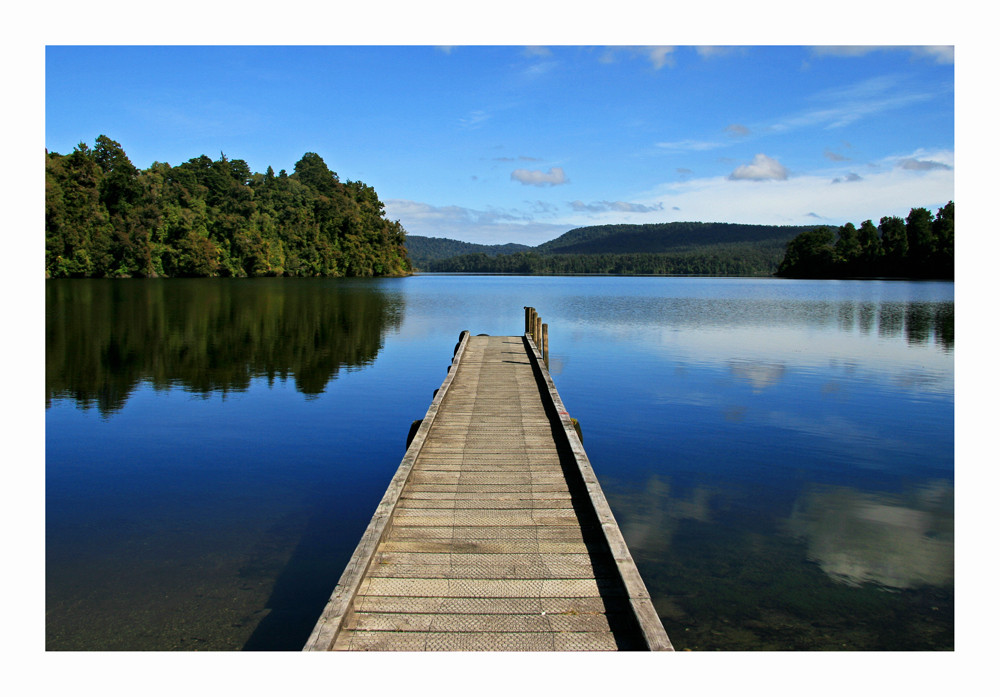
[45,275,954,650]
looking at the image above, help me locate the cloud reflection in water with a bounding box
[785,482,953,589]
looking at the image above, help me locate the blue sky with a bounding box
[45,44,954,245]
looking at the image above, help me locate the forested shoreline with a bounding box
[426,244,786,275]
[777,202,954,279]
[45,136,411,278]
[415,221,811,276]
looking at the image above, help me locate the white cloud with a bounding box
[643,46,676,69]
[728,153,789,181]
[510,166,568,186]
[386,148,954,245]
[634,148,954,226]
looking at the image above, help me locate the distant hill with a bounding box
[409,222,819,276]
[536,221,814,255]
[405,235,532,269]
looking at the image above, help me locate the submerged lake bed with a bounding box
[45,275,954,650]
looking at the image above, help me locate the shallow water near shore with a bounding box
[45,275,954,650]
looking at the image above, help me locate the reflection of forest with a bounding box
[866,301,953,350]
[46,279,404,416]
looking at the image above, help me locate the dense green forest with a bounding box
[415,222,812,275]
[45,136,411,278]
[777,202,954,279]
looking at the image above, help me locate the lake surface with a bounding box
[45,276,954,650]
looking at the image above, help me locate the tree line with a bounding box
[45,135,412,278]
[776,202,954,279]
[426,243,786,276]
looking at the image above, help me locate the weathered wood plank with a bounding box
[345,611,619,634]
[355,576,625,598]
[351,595,630,616]
[332,630,623,651]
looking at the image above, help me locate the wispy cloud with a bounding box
[570,200,665,213]
[785,79,936,130]
[898,157,952,171]
[459,110,490,129]
[522,46,551,58]
[831,172,863,184]
[656,138,725,152]
[811,45,954,65]
[725,124,750,138]
[511,166,568,186]
[600,46,677,70]
[729,75,942,140]
[696,46,746,59]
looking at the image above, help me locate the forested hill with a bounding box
[414,221,815,276]
[536,221,814,255]
[45,135,411,278]
[405,236,531,268]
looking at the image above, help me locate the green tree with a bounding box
[905,207,934,273]
[834,222,862,267]
[931,201,954,278]
[293,152,340,198]
[776,227,836,278]
[879,215,908,274]
[857,219,883,271]
[94,135,141,215]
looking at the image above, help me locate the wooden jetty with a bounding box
[304,308,672,651]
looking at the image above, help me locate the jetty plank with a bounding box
[304,330,672,651]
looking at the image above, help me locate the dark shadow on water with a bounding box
[241,504,364,651]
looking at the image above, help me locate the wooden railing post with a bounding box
[542,323,549,369]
